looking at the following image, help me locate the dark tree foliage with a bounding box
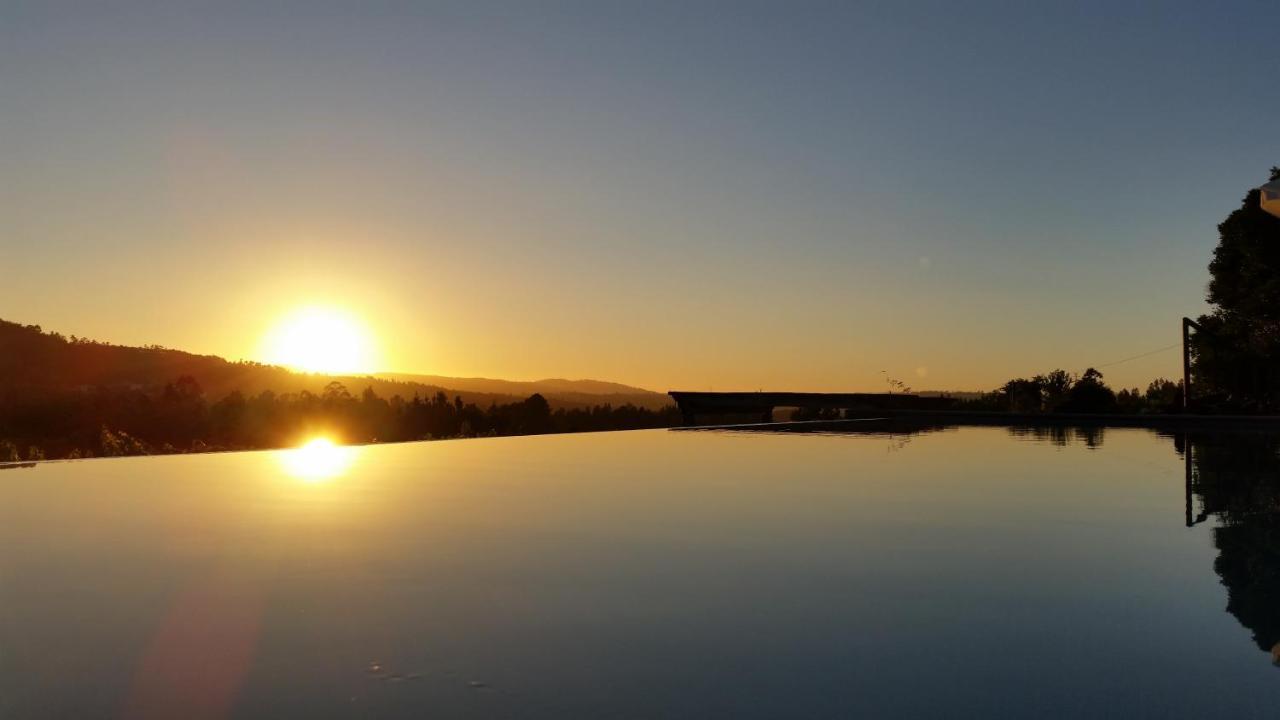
[1143,378,1183,413]
[966,370,1176,415]
[0,380,680,460]
[0,322,680,460]
[1038,369,1074,412]
[1059,368,1116,413]
[1192,167,1280,412]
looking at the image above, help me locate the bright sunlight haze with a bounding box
[261,307,379,375]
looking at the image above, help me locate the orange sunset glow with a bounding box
[5,4,1280,718]
[260,306,379,375]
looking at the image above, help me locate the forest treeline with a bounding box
[967,368,1183,414]
[4,167,1278,461]
[0,317,679,460]
[0,317,668,411]
[0,375,680,461]
[804,168,1279,419]
[959,168,1280,414]
[792,367,1182,420]
[917,169,1279,416]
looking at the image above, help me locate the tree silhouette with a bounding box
[1191,167,1280,411]
[1060,368,1116,413]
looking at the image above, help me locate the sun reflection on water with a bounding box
[279,438,357,482]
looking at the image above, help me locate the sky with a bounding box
[4,1,1279,392]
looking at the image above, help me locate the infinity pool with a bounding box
[1,426,1278,718]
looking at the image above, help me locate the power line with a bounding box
[1093,342,1181,370]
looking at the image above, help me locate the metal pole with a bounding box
[1182,317,1201,411]
[1184,437,1193,527]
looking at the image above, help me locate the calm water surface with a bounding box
[2,426,1279,718]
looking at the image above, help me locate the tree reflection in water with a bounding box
[1007,424,1106,448]
[718,420,1280,665]
[988,426,1280,665]
[1184,432,1280,665]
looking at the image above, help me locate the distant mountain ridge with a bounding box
[377,373,662,403]
[0,319,673,410]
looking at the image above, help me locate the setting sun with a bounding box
[262,307,378,375]
[279,437,358,482]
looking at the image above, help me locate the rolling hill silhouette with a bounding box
[377,373,664,409]
[0,319,671,410]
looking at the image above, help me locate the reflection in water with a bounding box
[277,438,359,482]
[699,417,1113,450]
[716,420,1280,667]
[1185,432,1280,665]
[1007,424,1106,448]
[698,417,1110,450]
[689,418,955,455]
[10,427,1280,717]
[687,417,954,439]
[0,462,37,471]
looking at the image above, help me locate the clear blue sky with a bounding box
[3,1,1278,391]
